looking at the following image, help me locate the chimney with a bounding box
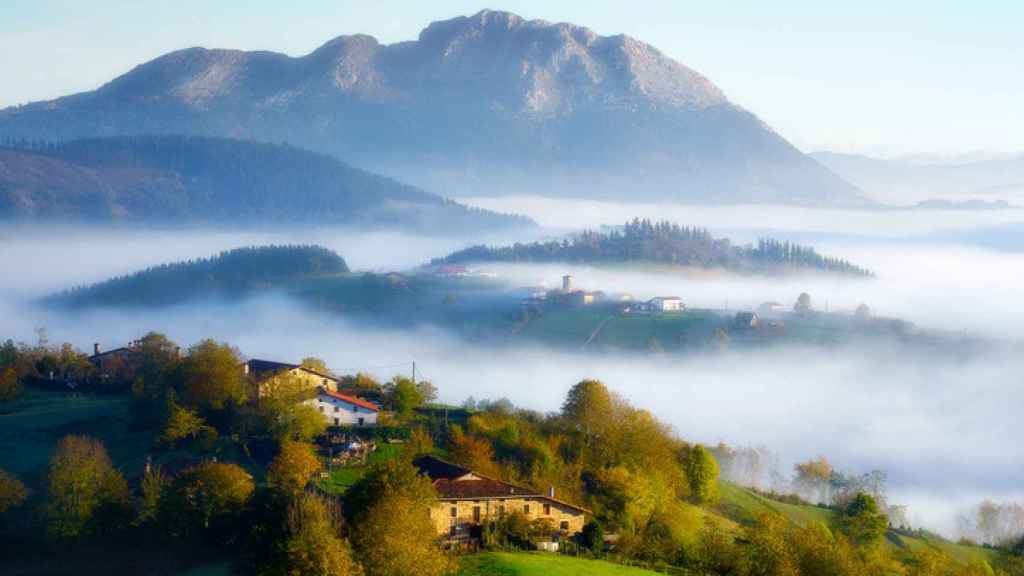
[243,362,250,375]
[548,486,555,498]
[94,343,100,356]
[562,275,572,292]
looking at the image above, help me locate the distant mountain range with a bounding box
[811,151,1024,204]
[0,135,531,231]
[0,10,862,206]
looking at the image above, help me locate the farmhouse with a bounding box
[242,358,340,397]
[87,341,145,379]
[414,456,589,544]
[312,388,379,427]
[734,311,760,329]
[649,296,683,312]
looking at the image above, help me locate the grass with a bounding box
[459,552,660,576]
[0,387,149,483]
[315,442,403,494]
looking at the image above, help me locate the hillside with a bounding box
[811,151,1024,204]
[435,219,872,276]
[48,245,348,308]
[0,135,532,231]
[0,10,863,206]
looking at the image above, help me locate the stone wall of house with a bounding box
[428,496,586,539]
[256,367,337,397]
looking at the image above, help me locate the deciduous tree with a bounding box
[351,493,454,576]
[268,441,322,499]
[181,339,246,411]
[686,444,720,504]
[161,461,254,539]
[0,468,28,515]
[282,494,362,576]
[46,435,130,538]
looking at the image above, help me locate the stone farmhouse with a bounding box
[243,358,379,427]
[414,456,589,544]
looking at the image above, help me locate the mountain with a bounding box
[0,10,861,206]
[812,151,1024,204]
[0,135,532,231]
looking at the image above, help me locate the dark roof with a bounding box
[319,388,380,412]
[244,358,339,383]
[88,347,139,362]
[412,456,591,513]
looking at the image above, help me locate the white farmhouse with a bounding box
[648,296,684,312]
[311,388,380,427]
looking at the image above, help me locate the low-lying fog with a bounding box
[3,202,1024,537]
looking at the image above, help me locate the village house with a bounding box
[87,341,147,380]
[414,456,589,544]
[313,388,379,427]
[649,296,684,312]
[242,358,340,397]
[734,311,760,329]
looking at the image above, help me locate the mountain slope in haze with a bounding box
[0,10,862,206]
[812,151,1024,204]
[0,135,532,231]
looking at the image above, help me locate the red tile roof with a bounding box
[319,388,380,412]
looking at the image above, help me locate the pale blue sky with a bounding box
[2,0,1021,156]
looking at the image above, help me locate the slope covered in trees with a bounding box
[49,245,348,308]
[436,218,872,276]
[0,135,532,232]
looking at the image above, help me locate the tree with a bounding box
[580,520,605,553]
[139,465,168,524]
[794,457,833,504]
[301,357,331,375]
[343,458,437,524]
[282,494,362,576]
[268,441,322,499]
[745,513,798,576]
[562,379,615,440]
[686,444,720,504]
[161,462,255,538]
[339,373,381,392]
[854,303,872,320]
[181,339,246,411]
[406,427,435,459]
[258,374,327,442]
[351,493,454,576]
[416,380,438,404]
[0,366,21,403]
[840,493,888,548]
[0,468,28,515]
[447,426,500,477]
[161,399,207,446]
[384,376,424,417]
[794,292,813,315]
[46,435,131,538]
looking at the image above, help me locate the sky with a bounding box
[1,1,1022,157]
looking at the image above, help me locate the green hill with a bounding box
[459,552,659,576]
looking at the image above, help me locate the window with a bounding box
[318,406,323,413]
[357,417,365,426]
[333,418,339,426]
[450,507,457,518]
[524,504,530,515]
[560,521,569,531]
[473,506,481,522]
[498,504,505,515]
[351,404,357,412]
[334,406,339,413]
[323,378,328,386]
[544,503,551,515]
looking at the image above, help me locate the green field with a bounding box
[459,552,660,576]
[0,388,149,484]
[315,442,403,494]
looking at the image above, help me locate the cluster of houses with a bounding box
[520,274,686,315]
[87,344,588,545]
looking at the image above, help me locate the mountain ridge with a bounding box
[0,9,863,206]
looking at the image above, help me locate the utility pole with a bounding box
[411,361,416,383]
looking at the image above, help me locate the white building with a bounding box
[648,297,684,312]
[311,388,380,427]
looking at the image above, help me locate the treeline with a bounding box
[0,135,532,231]
[436,218,872,276]
[49,245,348,308]
[3,333,1023,575]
